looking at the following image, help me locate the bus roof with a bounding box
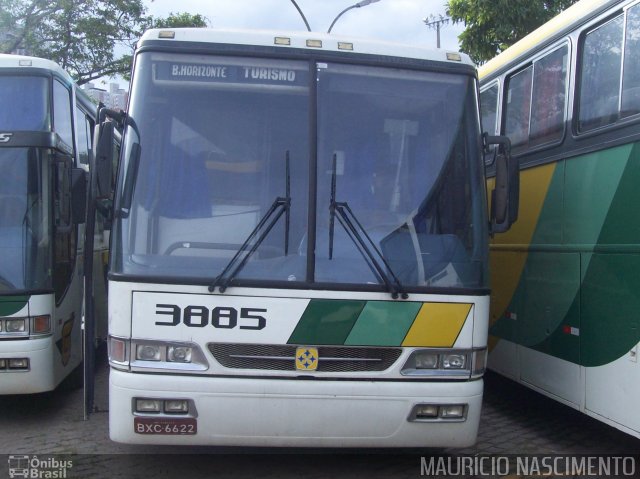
[0,53,73,82]
[479,0,622,81]
[138,28,474,67]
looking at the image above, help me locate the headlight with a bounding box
[401,349,486,378]
[136,344,162,361]
[442,353,466,369]
[111,337,209,372]
[167,346,192,363]
[414,352,439,369]
[0,316,52,336]
[5,318,27,333]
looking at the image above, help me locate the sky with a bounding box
[98,0,464,88]
[144,0,463,49]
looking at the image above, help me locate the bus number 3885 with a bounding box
[154,304,267,330]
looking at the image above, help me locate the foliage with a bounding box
[150,12,209,29]
[0,1,209,84]
[446,0,579,64]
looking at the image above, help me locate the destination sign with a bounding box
[155,61,308,87]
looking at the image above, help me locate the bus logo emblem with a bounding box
[295,347,318,371]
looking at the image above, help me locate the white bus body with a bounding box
[105,28,511,447]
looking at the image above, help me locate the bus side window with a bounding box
[530,45,567,147]
[54,159,75,302]
[503,44,568,154]
[480,83,499,136]
[504,66,532,153]
[76,106,93,165]
[53,80,74,149]
[622,4,640,118]
[578,14,623,132]
[480,83,500,165]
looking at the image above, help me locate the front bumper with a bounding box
[110,369,483,448]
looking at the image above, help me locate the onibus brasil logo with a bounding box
[8,455,72,478]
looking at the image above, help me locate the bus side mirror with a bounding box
[71,168,87,224]
[93,120,115,200]
[485,134,519,235]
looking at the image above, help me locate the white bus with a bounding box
[97,28,517,447]
[0,54,105,394]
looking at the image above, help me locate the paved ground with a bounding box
[0,353,638,478]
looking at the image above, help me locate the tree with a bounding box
[0,1,208,85]
[150,12,209,29]
[446,0,578,64]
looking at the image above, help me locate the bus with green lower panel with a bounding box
[97,28,517,447]
[480,0,640,439]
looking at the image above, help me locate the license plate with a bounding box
[134,417,197,435]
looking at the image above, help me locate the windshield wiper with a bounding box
[209,152,291,293]
[328,154,408,299]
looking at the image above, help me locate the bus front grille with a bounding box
[208,343,402,372]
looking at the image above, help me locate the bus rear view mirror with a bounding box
[485,135,519,235]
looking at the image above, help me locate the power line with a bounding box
[423,14,450,48]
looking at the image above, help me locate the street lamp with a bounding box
[327,0,381,34]
[289,0,312,31]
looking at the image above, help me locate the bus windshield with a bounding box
[0,149,51,291]
[114,52,487,290]
[0,76,50,130]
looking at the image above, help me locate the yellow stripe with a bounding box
[488,162,556,318]
[487,163,557,351]
[402,303,472,347]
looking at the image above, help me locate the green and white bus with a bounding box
[480,0,640,439]
[97,28,517,447]
[0,54,103,394]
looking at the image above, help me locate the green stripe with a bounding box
[345,301,421,346]
[580,141,640,366]
[581,253,640,366]
[563,145,631,245]
[0,295,29,316]
[491,143,640,366]
[287,299,365,345]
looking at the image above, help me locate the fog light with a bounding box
[135,398,161,413]
[5,319,26,333]
[137,344,161,361]
[0,359,6,369]
[440,405,465,419]
[32,315,51,334]
[415,404,439,419]
[442,353,466,369]
[164,400,189,414]
[167,346,192,363]
[8,358,29,369]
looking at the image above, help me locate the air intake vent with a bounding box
[208,343,402,372]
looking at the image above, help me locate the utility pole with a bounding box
[423,14,450,49]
